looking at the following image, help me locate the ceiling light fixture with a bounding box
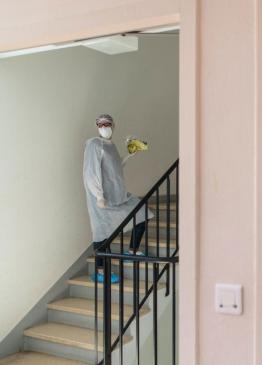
[80,35,138,55]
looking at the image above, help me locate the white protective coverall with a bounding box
[83,136,154,242]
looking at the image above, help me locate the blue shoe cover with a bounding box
[110,273,120,283]
[91,272,119,284]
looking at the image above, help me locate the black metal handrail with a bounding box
[96,251,179,263]
[97,158,179,253]
[97,253,178,360]
[93,158,179,365]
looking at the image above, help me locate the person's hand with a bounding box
[97,198,107,209]
[129,150,137,156]
[122,152,137,167]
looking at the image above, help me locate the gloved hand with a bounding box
[121,152,137,167]
[97,198,107,209]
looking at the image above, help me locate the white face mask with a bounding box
[99,126,113,139]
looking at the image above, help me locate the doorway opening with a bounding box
[0,25,180,365]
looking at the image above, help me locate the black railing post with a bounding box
[145,201,149,295]
[175,163,179,255]
[156,188,160,259]
[156,188,160,285]
[103,256,112,365]
[172,261,176,365]
[94,256,98,364]
[165,175,171,296]
[153,263,158,365]
[132,215,137,314]
[135,261,140,365]
[119,230,124,365]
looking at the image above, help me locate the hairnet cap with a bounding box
[96,114,114,126]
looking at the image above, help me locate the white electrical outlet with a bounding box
[215,284,243,315]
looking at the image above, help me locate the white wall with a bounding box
[0,35,179,340]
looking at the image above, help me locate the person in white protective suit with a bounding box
[83,114,154,283]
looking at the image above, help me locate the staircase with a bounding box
[0,160,179,365]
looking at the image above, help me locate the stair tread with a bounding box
[48,297,150,320]
[0,352,88,365]
[68,276,165,292]
[24,322,132,352]
[112,237,176,248]
[87,257,166,269]
[149,221,176,228]
[149,202,176,210]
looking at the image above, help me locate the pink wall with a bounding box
[180,0,260,364]
[0,0,179,52]
[256,0,262,363]
[199,1,255,364]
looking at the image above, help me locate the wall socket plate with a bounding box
[215,283,243,315]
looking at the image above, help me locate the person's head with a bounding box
[95,114,114,140]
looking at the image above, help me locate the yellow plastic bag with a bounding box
[126,136,149,154]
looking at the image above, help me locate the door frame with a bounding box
[178,1,200,364]
[0,2,201,363]
[135,2,200,364]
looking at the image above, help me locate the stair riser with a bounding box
[87,262,168,283]
[116,265,168,283]
[149,195,176,203]
[127,226,176,239]
[149,209,176,221]
[110,243,176,257]
[48,309,131,335]
[149,226,176,239]
[24,337,102,364]
[69,284,148,306]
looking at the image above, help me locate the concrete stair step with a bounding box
[0,352,89,365]
[24,322,132,353]
[68,275,165,294]
[47,297,150,321]
[149,220,176,228]
[87,257,166,270]
[111,236,176,249]
[149,202,176,210]
[114,220,177,242]
[149,206,176,221]
[86,258,168,282]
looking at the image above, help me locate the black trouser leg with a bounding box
[93,239,107,268]
[129,221,146,251]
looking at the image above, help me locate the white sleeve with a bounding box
[121,152,137,167]
[121,154,131,167]
[83,140,104,200]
